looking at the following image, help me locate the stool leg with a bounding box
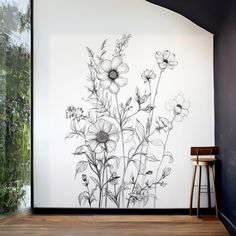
[197,166,202,217]
[190,166,197,215]
[211,166,219,218]
[206,166,211,210]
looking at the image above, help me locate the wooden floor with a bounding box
[0,212,229,236]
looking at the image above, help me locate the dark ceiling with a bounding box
[146,0,229,34]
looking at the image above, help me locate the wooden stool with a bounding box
[189,146,219,218]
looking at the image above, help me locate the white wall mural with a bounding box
[65,35,190,208]
[33,0,215,209]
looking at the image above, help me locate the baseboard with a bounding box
[220,212,236,236]
[32,207,215,215]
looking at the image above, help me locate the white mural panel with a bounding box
[33,0,214,209]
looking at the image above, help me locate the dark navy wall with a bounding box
[147,0,236,234]
[215,0,236,234]
[146,0,224,34]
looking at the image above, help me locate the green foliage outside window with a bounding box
[0,1,30,213]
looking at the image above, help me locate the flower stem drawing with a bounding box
[65,34,190,208]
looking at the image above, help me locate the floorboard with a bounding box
[0,212,229,236]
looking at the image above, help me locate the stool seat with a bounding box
[191,157,215,166]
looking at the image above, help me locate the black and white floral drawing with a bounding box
[65,34,190,208]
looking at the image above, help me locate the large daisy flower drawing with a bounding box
[87,119,119,153]
[155,50,178,70]
[166,93,190,122]
[97,56,129,94]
